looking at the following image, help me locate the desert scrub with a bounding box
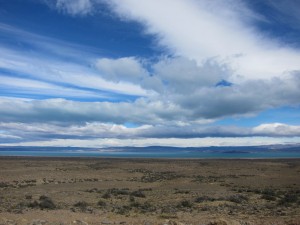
[26,195,56,210]
[177,200,193,208]
[113,205,131,215]
[278,192,298,206]
[195,196,216,203]
[85,188,101,193]
[140,171,182,182]
[129,195,135,202]
[261,189,277,201]
[129,201,155,213]
[174,189,190,194]
[73,201,89,210]
[110,188,130,196]
[25,194,32,200]
[130,190,146,198]
[227,194,249,204]
[27,200,39,209]
[97,200,106,207]
[39,195,56,210]
[102,192,111,199]
[0,182,11,188]
[192,175,221,183]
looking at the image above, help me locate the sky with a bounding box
[0,0,300,148]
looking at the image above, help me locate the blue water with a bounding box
[0,150,300,158]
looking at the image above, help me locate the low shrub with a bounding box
[177,200,193,208]
[278,192,298,206]
[130,190,146,198]
[74,201,88,210]
[227,194,248,204]
[102,192,111,199]
[97,200,106,207]
[39,196,56,210]
[195,196,216,203]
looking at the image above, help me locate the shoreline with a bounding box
[2,155,300,161]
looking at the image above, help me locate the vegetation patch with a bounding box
[177,200,193,208]
[195,196,217,203]
[130,190,146,198]
[278,192,299,206]
[26,195,56,210]
[261,189,277,201]
[227,194,249,204]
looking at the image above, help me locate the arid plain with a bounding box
[0,157,300,225]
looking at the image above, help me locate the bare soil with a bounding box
[0,157,300,225]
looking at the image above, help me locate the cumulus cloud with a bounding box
[0,70,299,125]
[95,57,148,83]
[94,55,300,120]
[151,57,231,94]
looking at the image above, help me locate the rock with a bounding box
[166,220,178,225]
[4,220,17,225]
[239,222,252,225]
[29,220,47,225]
[72,220,88,225]
[143,221,153,225]
[207,220,242,225]
[101,221,112,225]
[207,220,228,225]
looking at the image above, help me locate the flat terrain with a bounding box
[0,157,300,225]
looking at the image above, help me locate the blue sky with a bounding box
[0,0,300,147]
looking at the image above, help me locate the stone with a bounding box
[143,222,153,225]
[207,220,228,225]
[72,220,88,225]
[101,221,112,225]
[29,220,47,225]
[4,220,17,225]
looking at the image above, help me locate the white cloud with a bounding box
[1,119,300,145]
[95,57,148,83]
[2,136,300,148]
[0,133,22,142]
[1,3,300,148]
[0,43,147,98]
[0,75,109,99]
[253,123,300,137]
[152,57,230,93]
[55,0,93,16]
[0,70,299,125]
[0,98,186,125]
[105,0,300,81]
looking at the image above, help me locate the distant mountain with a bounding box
[102,144,300,153]
[0,144,299,153]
